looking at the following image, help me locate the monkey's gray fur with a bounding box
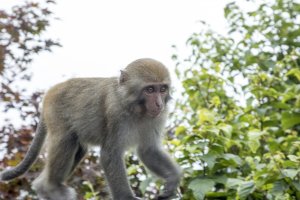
[0,58,181,200]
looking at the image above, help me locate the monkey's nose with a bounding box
[156,102,163,109]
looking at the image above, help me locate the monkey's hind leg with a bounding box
[33,132,80,200]
[69,144,87,176]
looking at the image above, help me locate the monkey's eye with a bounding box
[145,86,155,94]
[160,85,168,93]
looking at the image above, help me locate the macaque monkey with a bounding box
[0,58,181,200]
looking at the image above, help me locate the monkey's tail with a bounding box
[0,118,47,181]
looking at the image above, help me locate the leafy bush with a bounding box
[171,0,300,199]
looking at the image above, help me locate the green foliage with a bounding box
[172,0,300,199]
[83,181,100,200]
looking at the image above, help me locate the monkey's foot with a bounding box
[33,181,77,200]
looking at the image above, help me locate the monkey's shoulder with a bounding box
[43,77,118,105]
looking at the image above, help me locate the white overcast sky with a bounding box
[3,0,231,90]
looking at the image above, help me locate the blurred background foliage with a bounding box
[0,0,300,199]
[172,0,300,199]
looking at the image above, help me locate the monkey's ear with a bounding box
[119,70,129,85]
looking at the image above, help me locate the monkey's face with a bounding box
[141,83,169,118]
[119,58,172,118]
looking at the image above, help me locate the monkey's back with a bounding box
[42,77,119,144]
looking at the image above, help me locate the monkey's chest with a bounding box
[117,124,140,149]
[117,120,157,150]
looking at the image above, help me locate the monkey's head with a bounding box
[119,58,171,118]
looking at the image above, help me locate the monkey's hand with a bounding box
[132,197,143,200]
[156,189,177,200]
[157,173,180,200]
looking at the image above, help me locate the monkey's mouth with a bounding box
[147,110,162,118]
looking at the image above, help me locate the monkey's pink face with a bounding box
[142,84,169,118]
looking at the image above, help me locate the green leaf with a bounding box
[281,111,300,129]
[188,178,215,200]
[282,91,296,103]
[271,102,290,109]
[287,155,300,162]
[270,181,287,196]
[227,178,244,189]
[282,169,299,179]
[211,96,221,107]
[175,126,187,136]
[292,181,300,191]
[127,165,137,175]
[237,181,255,200]
[84,192,93,199]
[286,68,300,81]
[139,177,153,193]
[198,109,216,124]
[210,143,225,155]
[223,153,243,166]
[247,129,264,153]
[213,175,227,185]
[201,153,217,169]
[218,123,233,138]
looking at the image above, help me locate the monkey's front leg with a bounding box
[138,146,181,200]
[100,148,141,200]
